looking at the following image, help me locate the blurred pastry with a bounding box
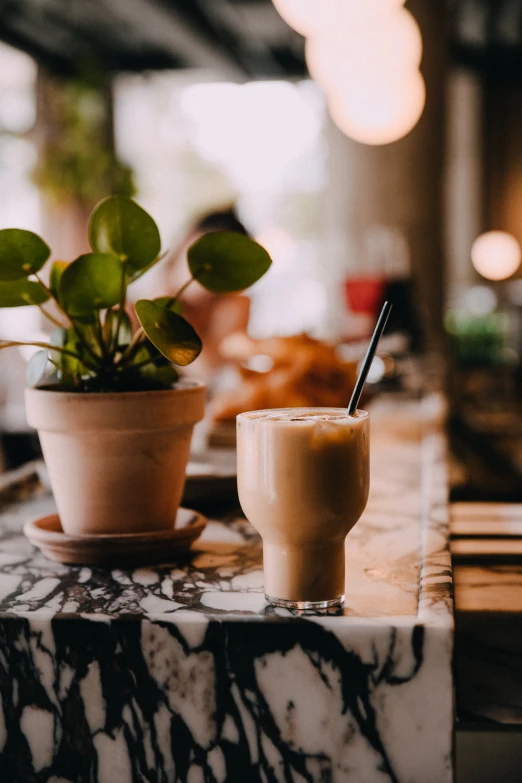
[210,333,358,423]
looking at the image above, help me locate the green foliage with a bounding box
[128,341,179,390]
[89,196,161,274]
[0,230,50,281]
[59,253,124,318]
[50,328,92,387]
[152,297,182,315]
[188,231,272,293]
[103,308,132,348]
[135,300,202,366]
[0,195,272,392]
[0,280,50,307]
[49,261,67,298]
[32,72,135,206]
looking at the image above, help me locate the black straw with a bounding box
[347,301,392,416]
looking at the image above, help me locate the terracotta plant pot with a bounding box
[25,382,205,535]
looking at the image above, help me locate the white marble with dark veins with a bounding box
[0,395,453,783]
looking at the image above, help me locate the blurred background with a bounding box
[1,0,522,500]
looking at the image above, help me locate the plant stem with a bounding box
[73,326,99,365]
[116,271,202,370]
[112,268,128,355]
[95,315,108,360]
[34,273,100,366]
[118,327,145,366]
[173,275,197,302]
[0,340,98,371]
[34,273,59,305]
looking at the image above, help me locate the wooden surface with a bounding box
[452,502,522,725]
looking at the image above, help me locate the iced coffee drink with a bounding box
[237,408,369,609]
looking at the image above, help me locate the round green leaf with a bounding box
[187,232,272,293]
[0,229,50,281]
[0,279,50,307]
[59,253,124,318]
[50,261,68,298]
[26,350,49,387]
[88,196,161,274]
[135,299,202,366]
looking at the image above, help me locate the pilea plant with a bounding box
[0,196,272,392]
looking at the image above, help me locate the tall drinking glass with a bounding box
[237,408,370,609]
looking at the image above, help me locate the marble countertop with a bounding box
[0,395,454,783]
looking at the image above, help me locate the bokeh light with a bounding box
[272,0,425,146]
[471,231,522,281]
[365,355,386,384]
[459,285,498,317]
[327,71,426,146]
[305,8,422,94]
[506,279,522,306]
[271,0,325,36]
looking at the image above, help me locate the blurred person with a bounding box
[131,207,251,386]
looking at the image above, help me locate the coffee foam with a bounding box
[241,409,365,423]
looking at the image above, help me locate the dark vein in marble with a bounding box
[0,611,433,782]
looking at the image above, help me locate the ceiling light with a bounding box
[471,231,522,281]
[327,70,426,146]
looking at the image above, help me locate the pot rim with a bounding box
[25,379,205,402]
[25,379,206,432]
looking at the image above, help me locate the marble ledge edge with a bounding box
[416,394,454,632]
[0,609,446,630]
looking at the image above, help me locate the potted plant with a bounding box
[0,196,271,535]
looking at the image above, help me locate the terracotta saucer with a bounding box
[23,507,207,567]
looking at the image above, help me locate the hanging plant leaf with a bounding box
[0,279,50,307]
[0,229,50,281]
[188,232,272,293]
[26,350,49,388]
[59,252,124,318]
[49,261,68,299]
[88,195,161,274]
[135,299,202,366]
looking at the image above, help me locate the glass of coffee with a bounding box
[237,407,370,610]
